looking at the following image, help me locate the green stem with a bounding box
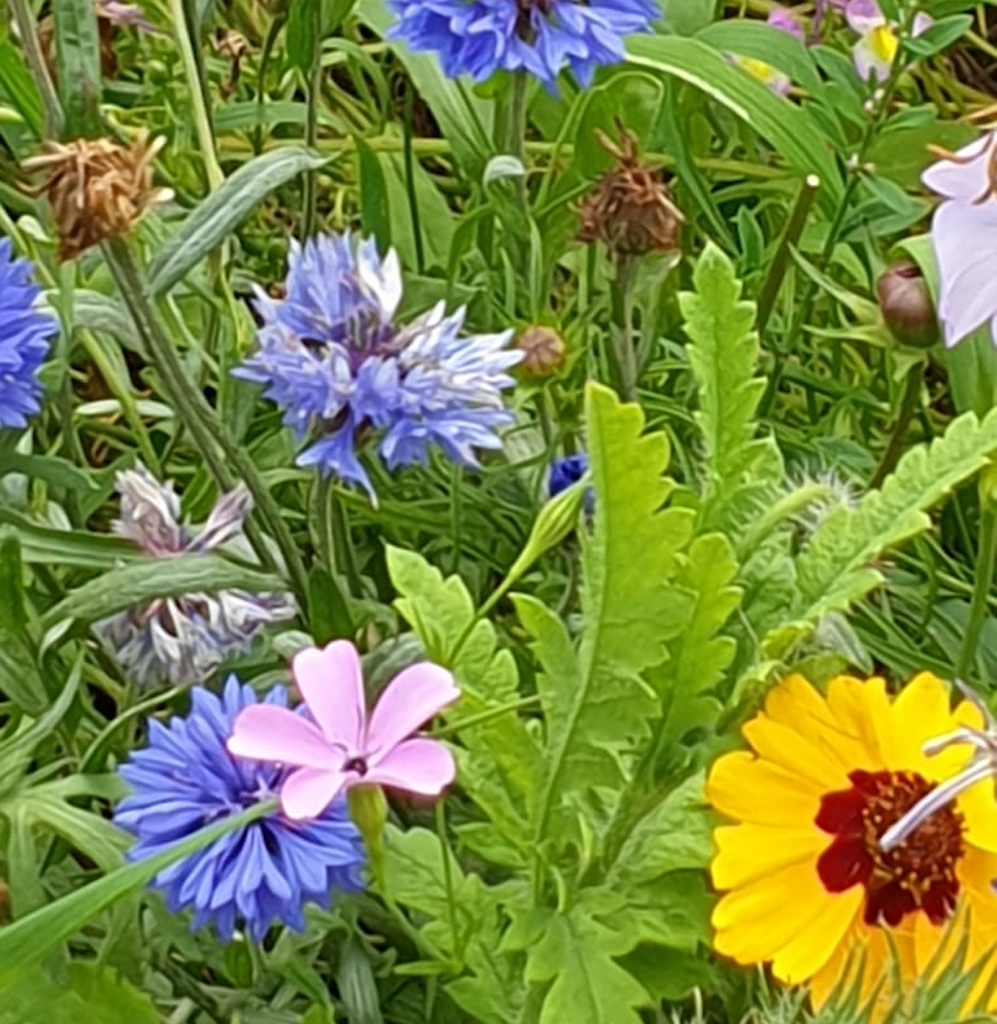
[869,361,923,490]
[254,15,286,155]
[609,256,638,401]
[301,7,323,240]
[434,802,461,962]
[755,174,821,333]
[957,503,997,681]
[171,0,223,190]
[102,240,309,607]
[403,82,425,272]
[9,0,62,137]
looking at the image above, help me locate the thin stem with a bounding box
[254,15,286,155]
[102,240,309,607]
[170,0,224,190]
[403,82,425,272]
[957,503,997,682]
[869,361,923,489]
[434,802,462,963]
[755,174,821,333]
[301,7,323,240]
[609,256,638,401]
[9,0,62,137]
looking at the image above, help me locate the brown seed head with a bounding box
[578,123,683,258]
[516,325,566,379]
[23,133,173,261]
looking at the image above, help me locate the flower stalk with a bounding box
[101,238,309,606]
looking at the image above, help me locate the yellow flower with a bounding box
[706,672,997,1016]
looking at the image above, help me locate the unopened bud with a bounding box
[876,261,939,348]
[516,325,565,379]
[348,784,388,875]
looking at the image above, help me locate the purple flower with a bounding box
[387,0,659,88]
[923,132,997,348]
[95,466,296,687]
[0,237,56,429]
[114,677,365,942]
[236,233,521,499]
[97,0,157,32]
[548,453,589,498]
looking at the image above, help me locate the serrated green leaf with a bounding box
[0,963,158,1024]
[148,147,331,295]
[525,383,695,856]
[387,547,539,857]
[682,241,778,530]
[785,408,997,648]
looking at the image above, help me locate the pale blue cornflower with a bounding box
[114,677,365,942]
[0,237,56,429]
[387,0,659,88]
[95,466,295,687]
[236,233,521,499]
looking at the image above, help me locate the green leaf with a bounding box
[0,963,159,1024]
[0,40,44,137]
[356,135,391,251]
[780,408,997,651]
[626,35,843,213]
[523,383,695,855]
[147,147,331,295]
[52,0,101,137]
[355,0,492,180]
[0,801,273,988]
[387,548,540,857]
[39,554,286,637]
[0,508,139,569]
[509,904,650,1024]
[682,241,779,531]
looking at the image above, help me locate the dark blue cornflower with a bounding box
[114,677,365,943]
[235,233,521,499]
[0,237,56,429]
[388,0,659,88]
[548,452,589,497]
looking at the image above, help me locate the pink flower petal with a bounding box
[292,640,366,750]
[852,34,890,83]
[364,738,456,795]
[366,662,459,757]
[931,200,997,345]
[227,705,339,769]
[923,134,996,203]
[280,766,347,819]
[846,0,883,34]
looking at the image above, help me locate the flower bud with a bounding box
[348,783,388,872]
[516,325,565,379]
[876,261,939,349]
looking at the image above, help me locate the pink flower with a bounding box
[733,8,804,96]
[839,0,932,82]
[922,132,997,348]
[227,640,460,819]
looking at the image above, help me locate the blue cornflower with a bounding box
[0,237,56,428]
[114,677,365,942]
[388,0,659,87]
[548,452,589,497]
[236,233,521,498]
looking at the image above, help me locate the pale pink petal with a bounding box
[768,7,804,42]
[292,640,366,750]
[912,12,933,37]
[931,201,997,346]
[846,0,883,34]
[227,705,339,769]
[366,662,460,757]
[922,133,996,202]
[364,738,456,795]
[280,766,347,819]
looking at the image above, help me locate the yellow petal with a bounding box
[706,750,823,826]
[712,822,827,889]
[771,884,863,983]
[825,675,890,768]
[888,672,952,768]
[742,715,850,792]
[712,859,836,964]
[959,777,997,854]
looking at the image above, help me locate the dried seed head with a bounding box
[516,325,565,379]
[24,133,173,261]
[578,123,683,258]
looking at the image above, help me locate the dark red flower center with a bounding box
[815,769,964,927]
